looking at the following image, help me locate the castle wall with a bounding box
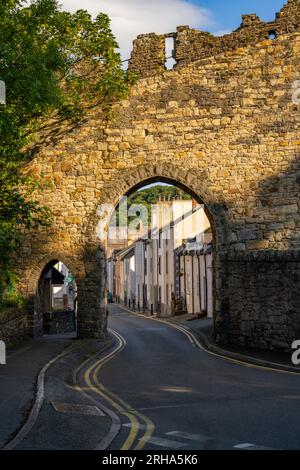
[129,0,300,76]
[1,1,299,350]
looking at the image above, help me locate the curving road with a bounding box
[86,304,300,451]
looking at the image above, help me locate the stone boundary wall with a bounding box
[43,310,76,335]
[129,0,300,77]
[226,251,300,350]
[0,308,28,344]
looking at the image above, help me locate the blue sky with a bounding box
[193,0,286,34]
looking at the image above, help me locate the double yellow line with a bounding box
[123,306,300,377]
[84,329,155,450]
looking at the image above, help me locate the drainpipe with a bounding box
[191,254,195,316]
[204,250,208,314]
[183,254,187,313]
[197,253,202,313]
[143,242,147,312]
[157,236,159,313]
[178,254,181,298]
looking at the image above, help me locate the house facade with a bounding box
[107,198,213,318]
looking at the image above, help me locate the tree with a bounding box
[0,0,134,307]
[112,185,192,227]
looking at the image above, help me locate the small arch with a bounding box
[35,259,77,337]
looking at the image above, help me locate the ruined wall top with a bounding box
[128,0,300,78]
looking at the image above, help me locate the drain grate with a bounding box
[51,401,105,417]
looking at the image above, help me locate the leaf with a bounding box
[0,0,132,305]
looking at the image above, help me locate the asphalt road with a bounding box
[3,305,300,451]
[94,304,300,451]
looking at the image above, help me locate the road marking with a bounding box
[166,431,210,442]
[72,343,122,451]
[83,329,155,451]
[83,331,139,451]
[51,401,105,417]
[234,443,277,450]
[234,443,255,449]
[135,328,167,332]
[119,306,300,377]
[137,403,200,411]
[146,436,187,449]
[121,412,140,450]
[123,422,147,430]
[89,332,139,451]
[92,336,155,451]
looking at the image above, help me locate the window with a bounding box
[166,252,169,274]
[165,37,176,70]
[158,256,162,275]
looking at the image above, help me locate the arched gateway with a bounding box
[10,1,300,350]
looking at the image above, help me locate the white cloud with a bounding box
[59,0,214,61]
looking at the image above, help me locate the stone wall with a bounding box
[129,0,300,77]
[0,1,299,351]
[129,33,166,78]
[0,308,28,344]
[43,310,76,335]
[227,251,300,350]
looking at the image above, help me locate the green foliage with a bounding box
[113,185,192,227]
[130,185,191,208]
[0,0,134,307]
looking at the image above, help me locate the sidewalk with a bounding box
[0,333,112,449]
[0,334,73,447]
[167,314,300,374]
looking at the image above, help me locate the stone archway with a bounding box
[21,251,107,340]
[35,259,77,336]
[86,162,231,342]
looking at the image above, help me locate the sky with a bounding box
[59,0,287,61]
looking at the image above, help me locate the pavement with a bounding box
[0,334,73,448]
[0,333,112,450]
